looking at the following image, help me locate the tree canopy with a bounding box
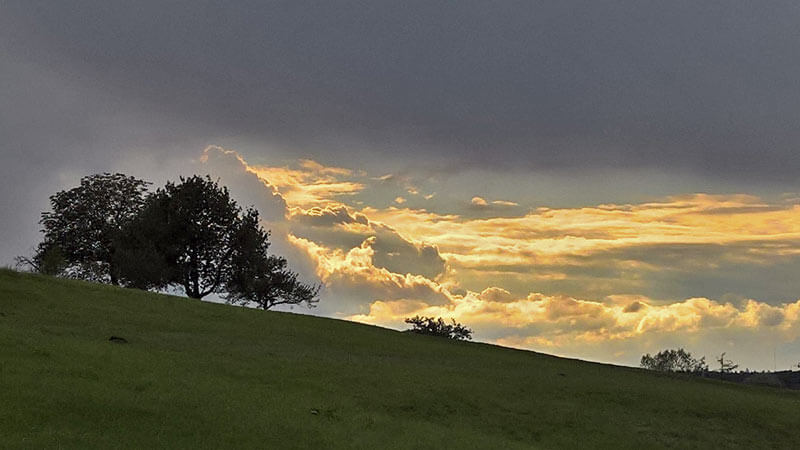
[25,173,150,284]
[224,209,320,309]
[119,175,242,298]
[23,173,318,309]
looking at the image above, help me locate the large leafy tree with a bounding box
[117,175,317,306]
[224,209,320,309]
[32,173,149,284]
[120,175,241,299]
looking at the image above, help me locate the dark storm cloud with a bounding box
[3,1,800,179]
[0,41,208,263]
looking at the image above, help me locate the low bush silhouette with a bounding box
[640,348,708,373]
[404,316,472,340]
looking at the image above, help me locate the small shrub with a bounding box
[404,316,472,341]
[640,348,707,373]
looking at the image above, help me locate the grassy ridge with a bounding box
[1,269,798,449]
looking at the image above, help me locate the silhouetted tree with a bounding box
[405,316,473,340]
[117,175,241,298]
[640,348,708,373]
[24,172,318,307]
[113,209,174,291]
[223,208,320,309]
[24,173,149,284]
[716,352,739,374]
[115,175,317,304]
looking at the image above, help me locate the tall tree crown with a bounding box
[128,175,241,298]
[37,173,149,283]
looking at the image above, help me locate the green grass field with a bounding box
[1,269,799,449]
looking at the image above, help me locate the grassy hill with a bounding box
[1,269,799,449]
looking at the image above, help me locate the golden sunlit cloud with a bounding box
[211,147,800,367]
[471,196,488,206]
[471,196,519,208]
[492,200,519,207]
[284,211,800,357]
[363,195,800,271]
[346,288,800,367]
[248,160,364,208]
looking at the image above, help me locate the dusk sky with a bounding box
[2,1,800,369]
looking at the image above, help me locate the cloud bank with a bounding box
[200,147,800,369]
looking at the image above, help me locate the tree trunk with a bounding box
[109,263,119,286]
[189,247,200,298]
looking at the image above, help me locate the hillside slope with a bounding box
[1,269,798,449]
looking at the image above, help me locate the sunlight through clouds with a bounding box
[209,146,800,368]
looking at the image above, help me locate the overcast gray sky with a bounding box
[3,1,800,262]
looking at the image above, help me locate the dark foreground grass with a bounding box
[1,269,799,449]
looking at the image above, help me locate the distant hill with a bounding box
[714,371,800,390]
[1,269,799,448]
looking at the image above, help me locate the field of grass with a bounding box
[1,268,799,448]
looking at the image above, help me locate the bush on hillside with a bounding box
[405,316,473,340]
[640,348,708,373]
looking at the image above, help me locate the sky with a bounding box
[2,1,800,370]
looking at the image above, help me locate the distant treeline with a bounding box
[640,347,800,390]
[18,173,319,310]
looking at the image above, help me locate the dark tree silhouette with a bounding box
[405,316,473,340]
[24,173,149,284]
[640,348,708,373]
[113,205,175,291]
[224,208,320,309]
[23,172,318,308]
[716,352,739,374]
[116,175,317,305]
[118,175,242,299]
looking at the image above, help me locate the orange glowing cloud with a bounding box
[208,148,800,367]
[248,160,364,207]
[283,209,800,360]
[348,290,800,349]
[361,194,800,272]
